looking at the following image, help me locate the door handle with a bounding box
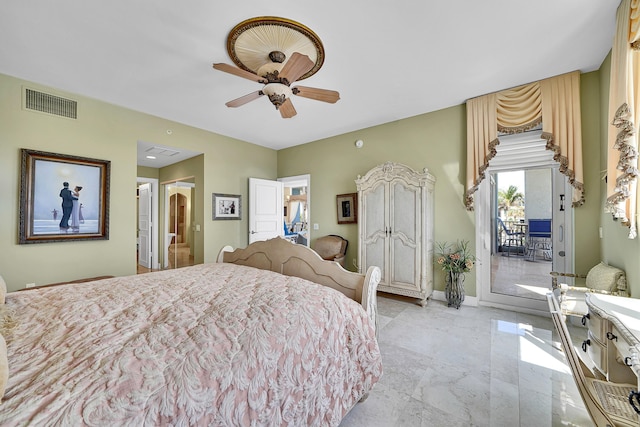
[559,225,563,243]
[629,390,640,414]
[250,230,257,234]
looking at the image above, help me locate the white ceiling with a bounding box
[1,1,619,158]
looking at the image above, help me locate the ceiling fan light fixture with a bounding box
[214,17,339,118]
[262,83,293,108]
[256,62,284,81]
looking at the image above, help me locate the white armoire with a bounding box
[355,162,435,306]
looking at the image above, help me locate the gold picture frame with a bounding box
[19,149,110,244]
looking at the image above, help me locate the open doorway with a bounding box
[279,175,311,246]
[475,130,573,314]
[247,174,311,244]
[137,141,203,273]
[491,169,553,299]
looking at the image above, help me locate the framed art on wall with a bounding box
[19,149,111,244]
[336,193,357,224]
[213,193,241,220]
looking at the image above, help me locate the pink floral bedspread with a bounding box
[0,263,382,426]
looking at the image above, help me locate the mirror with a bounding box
[164,179,195,269]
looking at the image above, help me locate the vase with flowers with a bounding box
[435,240,476,309]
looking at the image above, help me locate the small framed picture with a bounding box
[336,193,357,224]
[19,149,110,244]
[213,193,241,220]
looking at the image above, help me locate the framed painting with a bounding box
[213,193,241,220]
[336,193,357,224]
[19,149,110,244]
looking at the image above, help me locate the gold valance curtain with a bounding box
[606,0,640,239]
[465,71,584,211]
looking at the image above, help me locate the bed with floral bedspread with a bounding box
[0,254,382,426]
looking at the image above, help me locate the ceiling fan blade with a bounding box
[225,91,263,108]
[292,86,340,104]
[213,63,267,83]
[278,52,314,84]
[279,98,297,118]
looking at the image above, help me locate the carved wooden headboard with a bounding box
[217,237,380,332]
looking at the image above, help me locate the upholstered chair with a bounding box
[312,235,348,267]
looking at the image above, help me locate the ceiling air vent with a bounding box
[24,88,77,119]
[145,146,181,157]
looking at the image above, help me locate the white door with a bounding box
[475,131,574,314]
[138,182,152,269]
[249,178,283,243]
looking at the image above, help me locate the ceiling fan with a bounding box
[213,51,340,118]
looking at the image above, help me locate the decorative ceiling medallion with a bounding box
[226,16,325,81]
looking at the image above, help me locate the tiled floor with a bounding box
[491,254,552,300]
[340,294,593,426]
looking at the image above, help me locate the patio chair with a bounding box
[497,218,525,257]
[525,218,552,261]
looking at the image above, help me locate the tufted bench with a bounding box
[551,262,628,317]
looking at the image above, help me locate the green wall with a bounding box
[0,73,276,291]
[3,61,638,298]
[278,105,476,292]
[278,69,617,297]
[598,53,640,291]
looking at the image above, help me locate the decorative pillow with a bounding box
[585,262,628,296]
[0,334,7,400]
[0,275,5,304]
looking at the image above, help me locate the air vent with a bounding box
[145,146,181,157]
[24,88,77,119]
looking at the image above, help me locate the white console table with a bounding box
[584,294,640,385]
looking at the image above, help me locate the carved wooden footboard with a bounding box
[217,237,381,333]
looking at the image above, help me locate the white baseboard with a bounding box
[431,290,478,307]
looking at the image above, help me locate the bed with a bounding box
[0,237,382,426]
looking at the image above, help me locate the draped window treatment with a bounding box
[606,0,640,239]
[465,71,584,212]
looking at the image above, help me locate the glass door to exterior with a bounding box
[475,131,573,314]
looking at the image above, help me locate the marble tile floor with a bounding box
[491,254,552,301]
[340,294,593,427]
